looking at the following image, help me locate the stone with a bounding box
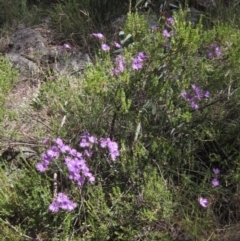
[6,27,91,78]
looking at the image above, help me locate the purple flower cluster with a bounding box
[111,51,147,75]
[92,32,121,52]
[112,52,147,76]
[165,17,175,28]
[36,146,59,173]
[163,29,171,38]
[79,132,97,148]
[207,43,221,58]
[111,54,125,76]
[131,52,148,70]
[79,132,120,161]
[92,32,147,75]
[36,137,95,186]
[49,193,77,213]
[163,17,175,38]
[198,168,220,208]
[181,84,210,110]
[212,168,220,187]
[100,138,120,161]
[37,134,120,212]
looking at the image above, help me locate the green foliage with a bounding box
[0,159,78,240]
[0,55,17,121]
[140,169,174,221]
[2,3,240,240]
[29,7,240,238]
[0,0,26,26]
[0,0,45,27]
[50,0,130,47]
[82,168,173,240]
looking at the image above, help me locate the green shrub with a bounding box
[50,0,130,48]
[0,55,17,121]
[3,5,240,240]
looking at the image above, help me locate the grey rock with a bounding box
[53,50,91,75]
[9,28,47,55]
[6,27,91,78]
[7,52,40,78]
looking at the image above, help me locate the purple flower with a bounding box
[57,43,71,51]
[69,171,81,181]
[215,46,221,57]
[48,201,59,213]
[54,138,71,153]
[181,85,210,109]
[36,162,48,172]
[60,144,71,153]
[112,55,125,76]
[92,33,104,40]
[191,84,203,100]
[207,51,213,58]
[191,85,210,100]
[82,166,90,176]
[88,136,97,144]
[41,153,52,164]
[49,193,77,212]
[131,52,147,70]
[61,200,76,211]
[212,178,220,187]
[181,91,194,102]
[111,68,119,76]
[37,135,96,213]
[198,197,208,208]
[110,150,120,161]
[76,176,85,186]
[101,43,110,51]
[181,91,199,109]
[167,17,175,25]
[88,175,95,183]
[100,138,110,148]
[84,149,93,157]
[41,137,50,144]
[151,25,159,31]
[190,101,199,110]
[213,168,220,175]
[208,43,222,58]
[113,41,121,48]
[163,29,171,38]
[64,43,71,49]
[65,157,81,173]
[203,90,210,98]
[54,138,64,147]
[79,138,90,148]
[165,17,175,29]
[100,138,120,161]
[36,152,53,172]
[107,141,118,152]
[116,55,125,72]
[132,57,143,70]
[69,149,79,157]
[79,132,97,148]
[47,146,59,159]
[137,52,147,62]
